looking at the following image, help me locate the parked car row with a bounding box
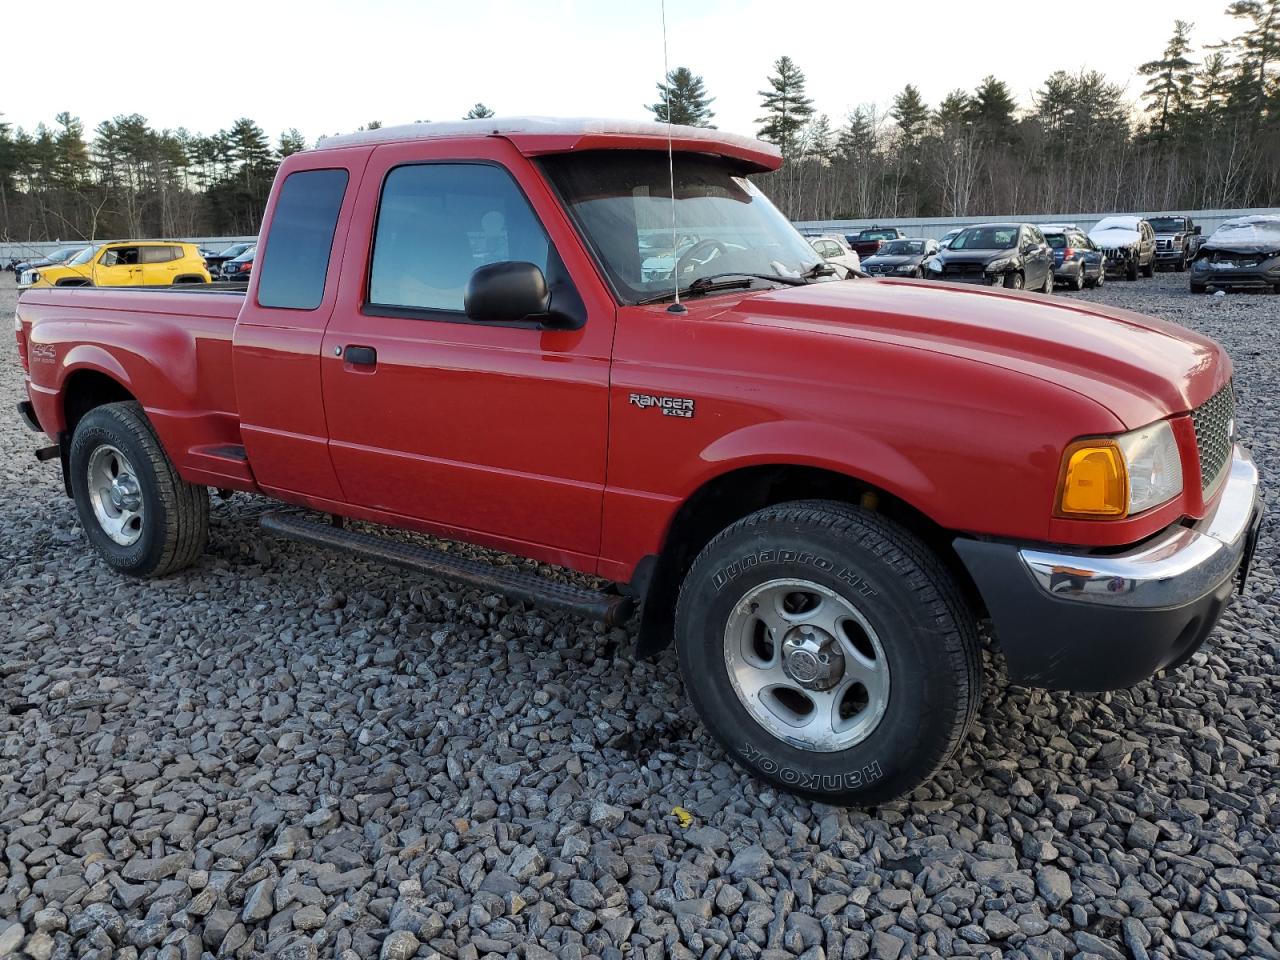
[832,213,1239,294]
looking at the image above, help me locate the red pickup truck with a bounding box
[15,119,1262,803]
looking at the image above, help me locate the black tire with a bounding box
[1190,282,1207,294]
[1126,260,1139,281]
[1141,256,1154,278]
[173,274,208,284]
[674,501,981,805]
[1041,268,1053,294]
[1072,264,1085,291]
[1004,271,1024,290]
[1175,253,1187,272]
[69,401,208,578]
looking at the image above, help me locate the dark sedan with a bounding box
[862,238,940,278]
[12,245,85,279]
[1190,215,1280,293]
[205,242,255,277]
[924,223,1054,292]
[219,245,256,280]
[1041,225,1105,290]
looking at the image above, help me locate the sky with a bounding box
[3,0,1247,145]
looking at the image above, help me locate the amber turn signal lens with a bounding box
[1057,441,1129,518]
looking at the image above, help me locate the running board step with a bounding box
[259,512,634,627]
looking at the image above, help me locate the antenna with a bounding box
[661,0,686,313]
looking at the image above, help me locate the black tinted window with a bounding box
[139,245,177,264]
[257,168,348,310]
[369,163,549,313]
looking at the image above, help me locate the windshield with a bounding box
[540,150,821,303]
[1044,233,1066,249]
[879,240,924,255]
[218,243,251,257]
[857,229,898,241]
[1148,218,1185,233]
[951,226,1017,250]
[68,246,99,266]
[47,246,80,262]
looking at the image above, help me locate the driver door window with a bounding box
[367,163,549,317]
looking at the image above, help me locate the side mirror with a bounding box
[1193,226,1202,235]
[465,261,550,323]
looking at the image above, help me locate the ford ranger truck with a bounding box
[13,119,1263,804]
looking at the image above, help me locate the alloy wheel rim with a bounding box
[87,445,144,546]
[723,578,890,752]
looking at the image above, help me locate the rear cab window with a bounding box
[257,168,349,310]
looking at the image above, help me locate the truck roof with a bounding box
[313,116,783,172]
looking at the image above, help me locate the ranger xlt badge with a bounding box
[629,393,695,418]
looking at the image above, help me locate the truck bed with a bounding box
[18,284,251,490]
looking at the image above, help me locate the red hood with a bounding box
[703,277,1228,429]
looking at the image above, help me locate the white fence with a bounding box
[794,208,1280,241]
[1,237,257,261]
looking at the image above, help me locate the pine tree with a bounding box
[890,85,929,144]
[836,106,881,161]
[934,90,974,130]
[1224,0,1280,118]
[464,103,496,119]
[807,114,833,161]
[756,56,815,156]
[969,76,1018,141]
[277,129,309,158]
[647,67,716,127]
[1140,20,1197,136]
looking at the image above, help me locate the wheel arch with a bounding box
[56,365,139,496]
[631,461,982,658]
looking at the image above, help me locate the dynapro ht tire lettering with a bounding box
[675,501,981,804]
[69,401,209,578]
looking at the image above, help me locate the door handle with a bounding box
[343,345,377,367]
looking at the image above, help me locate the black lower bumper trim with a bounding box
[954,536,1245,692]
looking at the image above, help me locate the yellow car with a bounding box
[24,240,211,288]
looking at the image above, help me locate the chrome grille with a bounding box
[1192,381,1235,494]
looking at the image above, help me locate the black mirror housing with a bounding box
[465,261,550,322]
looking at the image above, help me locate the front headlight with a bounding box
[985,258,1012,273]
[894,264,915,273]
[1056,421,1183,519]
[926,258,942,272]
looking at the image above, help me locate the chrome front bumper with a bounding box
[954,444,1262,691]
[1020,445,1261,607]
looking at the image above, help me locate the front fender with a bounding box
[696,420,937,519]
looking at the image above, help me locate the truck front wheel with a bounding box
[69,401,209,577]
[674,501,981,804]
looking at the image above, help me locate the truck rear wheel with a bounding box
[69,401,208,578]
[674,501,981,804]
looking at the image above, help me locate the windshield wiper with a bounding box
[636,272,806,305]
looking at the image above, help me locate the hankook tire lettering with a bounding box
[740,744,884,790]
[712,550,878,597]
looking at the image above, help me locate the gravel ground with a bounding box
[1,272,1277,960]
